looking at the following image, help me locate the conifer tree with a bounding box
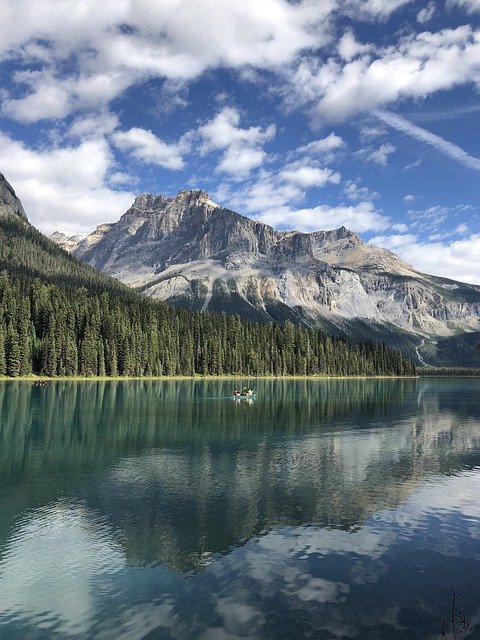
[6,324,20,377]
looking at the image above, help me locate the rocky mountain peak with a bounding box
[131,190,217,214]
[49,231,84,252]
[336,225,359,239]
[174,189,215,206]
[0,173,28,221]
[131,193,167,213]
[312,226,362,244]
[46,184,480,366]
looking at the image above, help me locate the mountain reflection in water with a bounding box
[0,378,479,639]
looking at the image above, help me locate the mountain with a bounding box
[55,190,480,366]
[49,231,84,252]
[0,173,28,221]
[1,172,412,378]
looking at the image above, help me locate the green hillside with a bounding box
[0,213,415,378]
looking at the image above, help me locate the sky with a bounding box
[0,0,479,283]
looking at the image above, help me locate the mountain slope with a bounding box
[58,190,480,366]
[0,173,413,378]
[0,173,28,221]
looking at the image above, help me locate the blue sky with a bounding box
[1,0,480,282]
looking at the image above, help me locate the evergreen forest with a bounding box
[0,214,415,378]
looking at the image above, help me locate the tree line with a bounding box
[0,213,415,378]
[0,270,415,377]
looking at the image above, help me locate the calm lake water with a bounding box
[0,378,479,640]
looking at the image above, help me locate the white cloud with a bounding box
[3,1,478,129]
[344,180,379,201]
[296,133,345,161]
[259,201,391,233]
[0,0,336,122]
[375,110,480,172]
[344,0,412,19]
[211,115,408,233]
[3,68,135,123]
[290,26,480,123]
[111,127,187,170]
[198,108,276,178]
[417,1,436,23]
[279,164,341,188]
[370,233,418,249]
[69,112,120,139]
[337,31,373,61]
[218,172,303,215]
[360,142,396,165]
[447,0,480,12]
[370,233,480,284]
[3,72,72,122]
[403,194,416,202]
[404,158,422,170]
[0,133,134,234]
[199,108,275,152]
[359,124,387,142]
[217,146,267,178]
[108,171,135,185]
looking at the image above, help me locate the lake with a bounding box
[0,378,479,639]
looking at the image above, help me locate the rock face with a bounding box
[0,174,28,221]
[49,231,84,252]
[50,224,114,257]
[56,189,480,364]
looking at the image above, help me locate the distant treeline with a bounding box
[0,214,415,378]
[417,367,480,377]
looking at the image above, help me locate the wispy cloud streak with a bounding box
[373,110,480,172]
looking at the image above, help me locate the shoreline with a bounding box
[0,374,419,382]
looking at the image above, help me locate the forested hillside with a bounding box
[0,213,415,377]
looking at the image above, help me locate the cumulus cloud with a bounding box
[217,165,394,234]
[289,26,480,123]
[370,233,480,283]
[111,127,187,170]
[198,107,276,178]
[296,133,345,162]
[3,69,135,123]
[259,201,392,233]
[69,112,120,139]
[337,31,373,61]
[0,0,336,122]
[417,1,436,23]
[344,180,379,201]
[1,0,479,130]
[0,133,134,234]
[344,0,413,19]
[279,163,341,188]
[447,0,480,12]
[361,142,396,165]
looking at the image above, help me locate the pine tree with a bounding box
[6,324,20,377]
[0,324,6,375]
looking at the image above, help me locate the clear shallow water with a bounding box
[0,378,479,640]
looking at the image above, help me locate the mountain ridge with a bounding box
[0,172,28,221]
[0,171,414,378]
[50,189,480,365]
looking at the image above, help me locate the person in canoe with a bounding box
[234,388,240,397]
[241,387,254,396]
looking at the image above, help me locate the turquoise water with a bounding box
[0,378,479,639]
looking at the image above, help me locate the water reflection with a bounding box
[0,379,479,639]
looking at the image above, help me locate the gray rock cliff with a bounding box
[0,174,28,221]
[53,189,480,365]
